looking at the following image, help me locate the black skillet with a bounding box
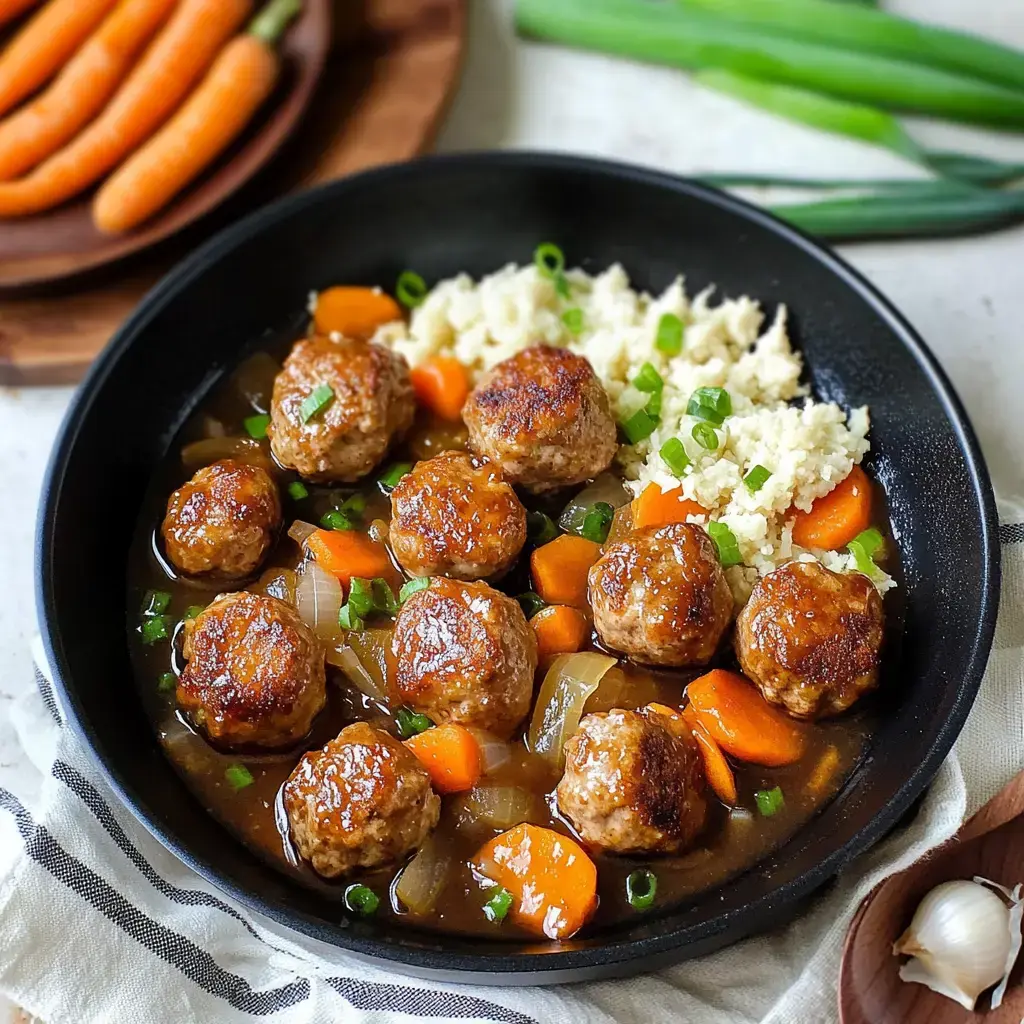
[36,152,1000,984]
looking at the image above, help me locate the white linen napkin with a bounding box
[2,507,1021,1024]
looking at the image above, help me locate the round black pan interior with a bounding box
[36,153,1000,985]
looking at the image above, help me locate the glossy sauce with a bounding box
[127,340,889,941]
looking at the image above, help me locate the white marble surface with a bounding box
[1,0,1023,1008]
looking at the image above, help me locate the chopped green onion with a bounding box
[687,386,732,425]
[182,604,205,622]
[647,389,663,418]
[632,362,664,394]
[343,883,380,916]
[142,590,172,616]
[660,437,691,477]
[534,242,566,278]
[620,408,659,444]
[755,786,785,817]
[337,604,365,631]
[707,521,742,567]
[581,501,615,544]
[562,307,584,335]
[848,526,885,575]
[396,271,428,308]
[339,493,367,516]
[691,421,719,451]
[656,312,684,355]
[139,616,171,645]
[157,671,177,693]
[743,464,772,493]
[483,886,514,923]
[395,706,433,739]
[320,509,356,531]
[399,577,431,603]
[287,480,309,501]
[243,413,270,439]
[527,510,558,546]
[516,592,547,619]
[378,462,413,491]
[299,383,334,423]
[347,578,376,619]
[626,868,658,910]
[225,764,254,790]
[373,578,399,615]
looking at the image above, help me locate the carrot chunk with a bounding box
[681,706,738,805]
[472,823,598,940]
[631,483,706,530]
[305,528,394,589]
[530,534,602,608]
[790,465,873,551]
[530,605,589,664]
[405,723,482,794]
[312,287,402,339]
[686,669,805,767]
[410,356,470,422]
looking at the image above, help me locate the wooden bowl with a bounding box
[0,0,331,290]
[840,770,1024,1023]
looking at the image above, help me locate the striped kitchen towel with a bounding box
[0,509,1021,1024]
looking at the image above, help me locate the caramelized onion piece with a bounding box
[458,786,543,830]
[326,629,392,702]
[180,436,271,471]
[394,836,452,916]
[294,560,344,643]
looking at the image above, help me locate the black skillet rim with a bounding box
[36,151,1001,981]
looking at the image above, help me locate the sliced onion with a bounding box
[459,785,542,830]
[559,472,632,535]
[181,436,269,470]
[605,502,635,546]
[368,518,390,545]
[466,729,512,775]
[527,652,618,768]
[294,560,344,642]
[253,568,298,605]
[394,836,451,915]
[287,520,318,546]
[326,629,392,701]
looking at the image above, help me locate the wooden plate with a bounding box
[0,0,332,290]
[0,0,466,385]
[839,770,1024,1023]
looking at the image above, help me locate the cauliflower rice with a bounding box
[371,262,894,602]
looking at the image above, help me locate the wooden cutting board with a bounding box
[0,0,466,386]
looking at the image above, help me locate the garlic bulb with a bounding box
[893,877,1023,1011]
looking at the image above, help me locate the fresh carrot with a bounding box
[405,723,482,794]
[312,287,403,339]
[686,669,806,767]
[681,706,738,805]
[530,605,589,664]
[806,744,841,796]
[631,483,706,530]
[472,823,598,940]
[790,464,873,550]
[409,356,471,422]
[0,0,178,182]
[0,0,251,219]
[93,0,300,234]
[530,534,602,608]
[0,0,119,118]
[0,0,41,29]
[306,528,395,589]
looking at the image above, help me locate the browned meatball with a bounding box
[268,336,415,483]
[734,560,884,720]
[161,459,281,579]
[178,592,325,750]
[588,523,733,667]
[283,722,440,880]
[389,450,527,581]
[391,577,536,738]
[557,707,708,854]
[463,345,617,492]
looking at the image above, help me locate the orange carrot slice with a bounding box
[530,605,589,664]
[473,823,598,940]
[790,465,873,551]
[530,534,602,608]
[631,483,706,530]
[410,356,470,422]
[306,528,395,589]
[405,723,482,794]
[312,286,402,339]
[686,669,805,767]
[682,706,738,805]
